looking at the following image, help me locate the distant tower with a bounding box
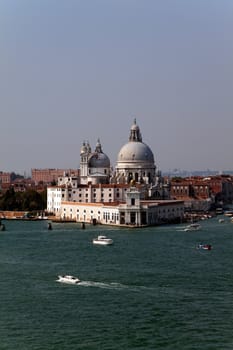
[80,141,91,185]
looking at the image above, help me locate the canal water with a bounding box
[0,217,233,349]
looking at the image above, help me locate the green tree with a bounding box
[0,188,46,211]
[1,187,17,210]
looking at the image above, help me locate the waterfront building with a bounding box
[47,120,184,226]
[171,175,233,210]
[60,194,184,226]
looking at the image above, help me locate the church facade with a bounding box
[47,120,184,226]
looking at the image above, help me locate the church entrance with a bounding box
[130,212,136,224]
[120,212,125,224]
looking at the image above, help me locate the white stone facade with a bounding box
[58,188,184,226]
[47,182,147,214]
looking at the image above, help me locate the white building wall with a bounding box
[65,185,129,204]
[147,202,184,225]
[60,202,120,225]
[58,199,184,227]
[47,187,63,214]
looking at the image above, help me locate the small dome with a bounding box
[88,152,110,168]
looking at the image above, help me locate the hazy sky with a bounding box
[1,0,233,175]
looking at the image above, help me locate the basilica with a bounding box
[47,120,184,226]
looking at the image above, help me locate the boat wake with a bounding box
[79,281,131,290]
[78,281,151,292]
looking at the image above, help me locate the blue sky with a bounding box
[1,0,233,175]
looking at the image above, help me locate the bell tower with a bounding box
[80,141,91,184]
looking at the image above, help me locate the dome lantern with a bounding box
[129,118,142,142]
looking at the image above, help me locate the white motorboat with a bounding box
[184,223,201,231]
[197,243,212,250]
[224,210,233,217]
[57,275,81,284]
[93,235,113,245]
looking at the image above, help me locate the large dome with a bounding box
[117,119,154,164]
[117,141,154,163]
[115,119,156,185]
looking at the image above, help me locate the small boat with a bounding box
[197,244,212,250]
[47,222,52,230]
[57,275,81,284]
[0,223,5,231]
[0,220,5,231]
[218,219,225,223]
[184,223,201,231]
[224,210,233,217]
[93,235,113,245]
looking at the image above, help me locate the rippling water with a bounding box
[0,217,233,349]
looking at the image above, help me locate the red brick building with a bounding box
[31,168,79,185]
[171,175,233,204]
[0,172,11,184]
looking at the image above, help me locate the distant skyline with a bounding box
[1,0,233,175]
